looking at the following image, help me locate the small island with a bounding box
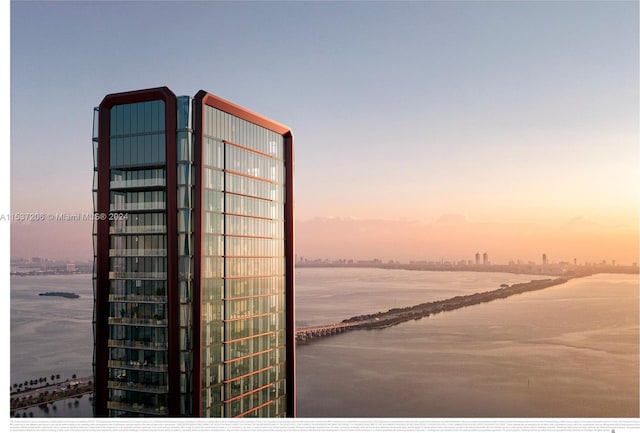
[38,292,80,299]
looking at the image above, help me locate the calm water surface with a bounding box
[10,270,639,417]
[11,274,94,417]
[295,267,554,326]
[296,272,639,417]
[11,274,94,384]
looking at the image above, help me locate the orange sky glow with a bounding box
[7,1,639,267]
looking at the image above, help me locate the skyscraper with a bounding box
[92,87,294,417]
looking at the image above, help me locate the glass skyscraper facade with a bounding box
[93,87,294,417]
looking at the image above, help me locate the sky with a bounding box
[7,0,639,265]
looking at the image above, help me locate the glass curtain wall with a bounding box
[201,106,287,417]
[106,100,169,416]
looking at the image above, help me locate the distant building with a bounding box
[92,87,294,417]
[66,263,76,272]
[475,252,480,265]
[542,253,548,266]
[482,252,489,265]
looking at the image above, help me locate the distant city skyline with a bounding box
[10,250,635,269]
[8,1,639,266]
[295,255,634,268]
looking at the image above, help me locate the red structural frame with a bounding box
[95,87,178,416]
[96,87,294,417]
[193,91,295,417]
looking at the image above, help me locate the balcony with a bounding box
[108,317,167,326]
[108,294,166,304]
[109,248,167,257]
[108,339,168,350]
[109,225,166,234]
[110,178,165,189]
[110,202,165,212]
[108,359,168,372]
[107,381,169,394]
[109,271,167,280]
[108,401,168,416]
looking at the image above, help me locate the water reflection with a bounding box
[296,273,639,417]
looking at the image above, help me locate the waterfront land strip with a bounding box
[296,276,581,342]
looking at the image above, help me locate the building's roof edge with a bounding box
[195,90,291,136]
[99,86,176,109]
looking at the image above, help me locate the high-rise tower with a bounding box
[92,87,294,417]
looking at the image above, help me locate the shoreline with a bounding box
[296,262,638,276]
[297,276,583,343]
[10,377,93,413]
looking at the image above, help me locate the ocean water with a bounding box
[9,269,639,417]
[10,274,94,385]
[295,267,555,327]
[296,272,639,417]
[10,274,94,417]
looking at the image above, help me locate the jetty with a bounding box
[296,277,575,343]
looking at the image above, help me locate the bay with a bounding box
[9,269,639,418]
[295,267,554,327]
[11,274,94,385]
[10,274,94,417]
[296,272,639,417]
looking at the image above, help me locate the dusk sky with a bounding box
[8,1,639,265]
